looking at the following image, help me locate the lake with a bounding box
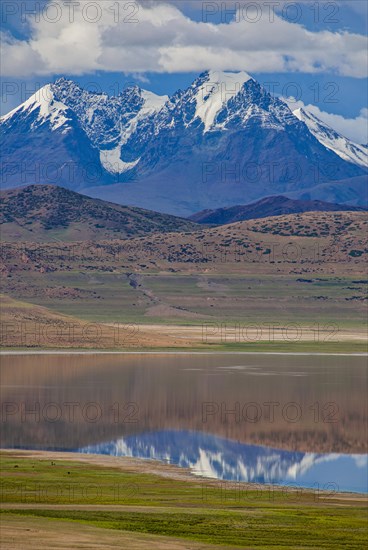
[1,353,367,493]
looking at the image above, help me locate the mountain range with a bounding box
[1,71,367,215]
[1,185,365,242]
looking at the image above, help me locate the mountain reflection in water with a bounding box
[80,430,368,493]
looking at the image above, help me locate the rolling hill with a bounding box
[189,195,366,224]
[0,184,199,242]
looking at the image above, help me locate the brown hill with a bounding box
[0,184,199,242]
[190,195,366,224]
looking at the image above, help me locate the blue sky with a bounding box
[1,1,367,142]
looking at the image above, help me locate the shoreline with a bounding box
[1,449,367,499]
[1,349,367,356]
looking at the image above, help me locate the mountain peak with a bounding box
[199,69,253,83]
[54,76,77,87]
[0,83,71,132]
[193,70,253,131]
[139,89,168,112]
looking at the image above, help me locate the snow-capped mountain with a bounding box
[0,78,168,182]
[49,78,168,174]
[293,107,367,168]
[0,83,72,133]
[1,72,366,215]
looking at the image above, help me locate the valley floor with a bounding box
[1,293,367,353]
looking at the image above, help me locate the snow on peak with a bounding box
[140,89,168,114]
[1,84,70,132]
[194,70,253,132]
[293,107,368,168]
[99,88,167,175]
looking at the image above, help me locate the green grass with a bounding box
[4,507,368,548]
[1,454,367,548]
[3,272,367,326]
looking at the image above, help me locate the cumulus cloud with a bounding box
[284,98,368,144]
[0,0,367,78]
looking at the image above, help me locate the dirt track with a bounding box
[0,515,221,550]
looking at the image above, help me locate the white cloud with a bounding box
[0,0,367,78]
[284,98,368,144]
[0,31,44,77]
[126,72,150,84]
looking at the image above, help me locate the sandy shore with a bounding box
[131,323,368,342]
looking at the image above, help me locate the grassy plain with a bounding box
[1,451,367,549]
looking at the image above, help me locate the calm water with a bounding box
[1,353,367,493]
